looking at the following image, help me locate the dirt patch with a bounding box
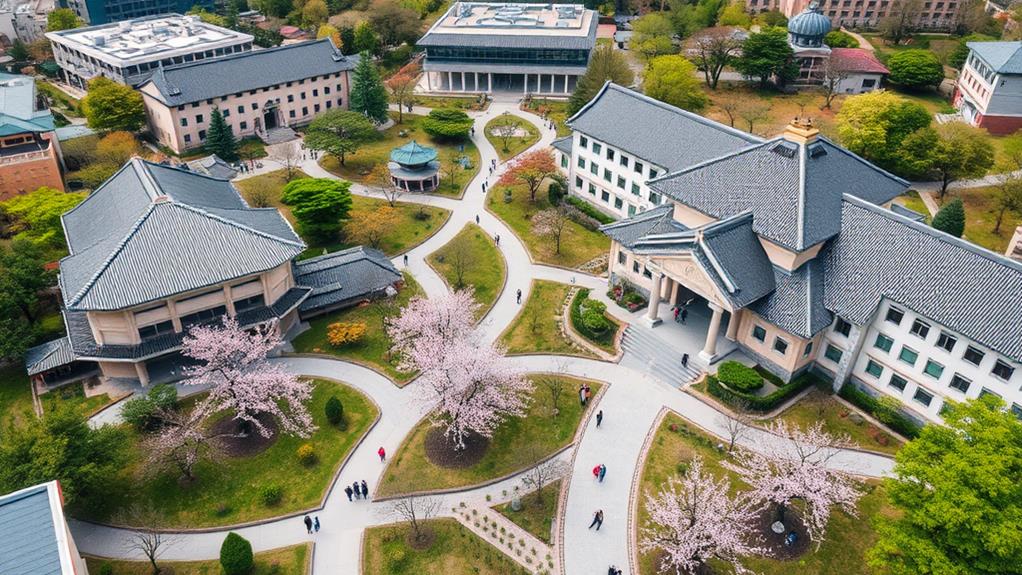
[406,526,437,550]
[212,412,279,458]
[753,506,810,560]
[424,427,489,469]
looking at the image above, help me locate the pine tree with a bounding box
[205,107,239,162]
[931,197,966,238]
[349,52,389,124]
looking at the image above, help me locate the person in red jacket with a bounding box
[378,446,386,462]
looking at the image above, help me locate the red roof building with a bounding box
[830,48,889,75]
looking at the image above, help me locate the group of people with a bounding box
[302,514,320,534]
[343,479,370,501]
[578,383,592,407]
[591,463,607,483]
[672,305,688,324]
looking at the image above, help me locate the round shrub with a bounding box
[260,484,283,507]
[581,308,610,334]
[325,395,344,425]
[547,180,564,205]
[297,443,316,465]
[220,532,254,575]
[327,321,367,347]
[887,49,944,89]
[717,361,764,393]
[421,108,473,140]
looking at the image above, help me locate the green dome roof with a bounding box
[390,140,438,166]
[788,1,831,46]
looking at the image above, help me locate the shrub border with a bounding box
[705,371,821,412]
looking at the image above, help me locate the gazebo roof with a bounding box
[390,140,438,166]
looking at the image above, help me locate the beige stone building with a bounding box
[138,39,357,154]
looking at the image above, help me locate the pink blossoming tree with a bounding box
[641,456,765,575]
[145,408,220,483]
[182,317,315,438]
[723,420,862,543]
[386,290,479,374]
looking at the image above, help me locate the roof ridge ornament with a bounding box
[783,115,820,144]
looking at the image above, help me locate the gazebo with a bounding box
[388,141,440,192]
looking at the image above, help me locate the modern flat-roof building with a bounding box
[67,0,214,25]
[46,14,253,88]
[138,39,357,153]
[0,481,89,575]
[586,84,1022,427]
[417,2,597,95]
[954,41,1022,134]
[0,72,65,200]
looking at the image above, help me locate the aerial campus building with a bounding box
[65,0,214,25]
[0,72,65,200]
[417,2,598,95]
[954,41,1022,135]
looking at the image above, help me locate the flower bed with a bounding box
[838,383,922,439]
[606,280,646,312]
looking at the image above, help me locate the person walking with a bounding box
[313,516,320,532]
[680,307,688,324]
[475,214,480,225]
[598,464,607,483]
[579,385,587,407]
[592,464,601,480]
[673,306,680,322]
[360,480,369,499]
[584,384,592,404]
[496,234,500,245]
[681,353,689,368]
[303,515,313,534]
[378,446,386,462]
[516,289,522,304]
[589,509,604,530]
[596,410,603,428]
[352,481,361,500]
[344,485,354,501]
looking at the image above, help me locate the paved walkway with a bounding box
[74,101,896,575]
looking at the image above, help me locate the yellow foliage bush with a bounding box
[297,443,316,465]
[327,321,367,347]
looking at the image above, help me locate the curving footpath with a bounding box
[73,99,895,575]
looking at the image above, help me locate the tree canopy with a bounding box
[422,108,473,140]
[46,8,82,31]
[643,55,708,112]
[0,186,86,247]
[281,177,353,243]
[887,49,945,89]
[0,239,52,359]
[733,27,796,88]
[931,196,966,237]
[82,77,146,133]
[567,44,635,115]
[349,52,389,123]
[629,13,675,62]
[836,90,932,172]
[898,123,994,198]
[366,0,421,47]
[824,30,858,48]
[304,109,378,165]
[868,396,1022,575]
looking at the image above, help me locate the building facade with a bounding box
[46,14,253,88]
[67,0,214,25]
[954,41,1022,134]
[751,0,961,30]
[585,84,1022,426]
[0,72,64,200]
[0,481,89,575]
[138,39,356,154]
[12,0,50,43]
[417,2,597,95]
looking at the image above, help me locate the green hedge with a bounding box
[570,289,615,347]
[717,361,764,392]
[838,383,922,439]
[706,371,820,412]
[566,196,616,225]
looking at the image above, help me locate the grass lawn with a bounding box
[320,112,480,198]
[493,480,560,544]
[523,98,571,137]
[486,185,609,269]
[773,389,902,456]
[894,191,932,221]
[235,169,450,258]
[485,114,540,162]
[362,518,530,575]
[0,363,34,429]
[638,412,897,575]
[378,377,599,496]
[427,224,506,317]
[953,185,1020,254]
[86,544,310,575]
[500,280,597,358]
[412,94,490,111]
[291,272,422,384]
[176,137,266,161]
[81,379,377,528]
[40,382,116,419]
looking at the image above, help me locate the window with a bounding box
[240,121,247,130]
[865,359,883,378]
[963,345,985,366]
[804,341,814,357]
[138,320,173,340]
[634,161,644,174]
[588,183,596,195]
[606,148,614,161]
[180,305,228,329]
[824,344,843,363]
[913,388,933,407]
[834,317,851,337]
[935,368,965,392]
[889,373,907,391]
[980,387,1001,400]
[289,110,296,119]
[561,155,568,168]
[633,261,640,274]
[198,130,206,140]
[773,337,789,355]
[250,103,258,110]
[924,359,944,379]
[631,182,640,196]
[577,157,586,169]
[592,142,602,154]
[649,169,659,179]
[643,267,652,279]
[195,114,204,124]
[579,136,588,149]
[222,109,230,117]
[314,104,320,113]
[936,331,957,352]
[325,86,330,94]
[590,163,598,176]
[179,117,187,127]
[618,251,626,265]
[1012,404,1022,420]
[898,346,918,366]
[603,168,612,182]
[992,360,1015,381]
[874,333,894,352]
[614,197,623,209]
[628,205,636,216]
[312,89,318,97]
[302,107,308,116]
[237,105,244,114]
[601,190,610,202]
[752,325,766,342]
[616,175,625,188]
[233,294,265,313]
[184,134,192,143]
[575,176,583,189]
[649,193,661,205]
[885,305,904,325]
[301,92,307,100]
[910,319,930,339]
[287,94,294,103]
[619,155,629,167]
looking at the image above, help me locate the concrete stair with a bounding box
[619,325,704,388]
[259,126,298,145]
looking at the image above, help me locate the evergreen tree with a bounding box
[349,52,389,123]
[204,108,239,162]
[568,44,634,115]
[931,197,966,238]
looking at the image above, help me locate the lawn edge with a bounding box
[282,352,414,388]
[425,222,509,323]
[626,406,671,575]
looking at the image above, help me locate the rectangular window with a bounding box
[326,101,332,109]
[579,136,588,149]
[588,183,596,195]
[773,337,789,355]
[614,197,623,209]
[824,344,843,363]
[963,345,985,366]
[314,104,321,113]
[618,251,626,265]
[237,105,244,114]
[631,182,640,195]
[619,155,629,167]
[577,157,585,169]
[312,89,319,97]
[289,110,296,118]
[992,360,1015,381]
[195,114,204,124]
[233,294,265,313]
[889,373,907,391]
[980,387,1001,399]
[592,142,602,154]
[138,320,174,340]
[183,134,192,143]
[590,163,598,176]
[287,94,294,103]
[752,325,766,342]
[649,193,661,205]
[899,346,918,366]
[601,190,610,202]
[643,267,652,279]
[913,388,933,407]
[634,161,644,174]
[198,130,206,140]
[949,373,971,393]
[885,305,904,325]
[302,107,308,116]
[606,148,614,161]
[865,359,883,378]
[240,121,248,130]
[251,103,258,110]
[649,169,659,179]
[223,109,230,117]
[561,155,568,168]
[575,176,583,189]
[603,168,612,182]
[874,333,894,352]
[179,117,187,127]
[628,205,636,216]
[1012,404,1022,420]
[633,261,640,273]
[936,331,957,352]
[910,319,930,339]
[803,341,814,357]
[616,175,625,189]
[180,305,228,329]
[924,359,944,379]
[834,317,851,337]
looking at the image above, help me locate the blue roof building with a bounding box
[0,481,88,575]
[388,140,441,192]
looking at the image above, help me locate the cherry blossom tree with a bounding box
[723,421,862,543]
[385,289,479,374]
[641,456,765,575]
[182,317,315,438]
[145,408,220,483]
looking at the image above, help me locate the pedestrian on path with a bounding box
[314,516,320,532]
[352,481,361,500]
[579,384,587,407]
[516,289,522,304]
[589,509,604,530]
[681,353,689,368]
[673,306,680,322]
[607,566,622,575]
[476,214,480,225]
[303,515,313,533]
[680,307,688,324]
[585,384,592,404]
[361,480,369,499]
[378,446,386,462]
[596,410,603,428]
[403,254,409,266]
[344,485,354,501]
[598,464,607,483]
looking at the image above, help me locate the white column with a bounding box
[426,71,432,91]
[474,72,479,91]
[725,309,740,340]
[644,271,663,326]
[488,73,492,92]
[447,72,453,91]
[700,304,725,362]
[564,74,570,94]
[549,74,555,93]
[523,73,529,95]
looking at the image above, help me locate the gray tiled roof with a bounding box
[25,337,75,376]
[750,258,832,338]
[186,154,239,180]
[59,159,304,311]
[418,16,598,50]
[0,482,65,575]
[967,41,1022,74]
[294,246,401,315]
[824,196,1022,361]
[600,205,687,248]
[552,136,572,156]
[567,83,761,172]
[650,136,908,251]
[141,39,357,106]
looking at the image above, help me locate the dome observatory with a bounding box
[387,140,441,192]
[788,2,831,48]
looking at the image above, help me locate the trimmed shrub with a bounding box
[566,196,616,225]
[297,443,316,465]
[325,395,344,425]
[120,383,178,431]
[716,361,764,393]
[421,108,473,140]
[570,289,616,346]
[327,321,367,346]
[547,180,564,205]
[260,484,283,507]
[98,562,114,575]
[838,383,922,439]
[706,371,819,412]
[220,532,254,575]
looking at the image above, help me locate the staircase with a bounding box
[259,126,299,145]
[620,325,705,388]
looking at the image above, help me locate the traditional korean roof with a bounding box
[889,202,927,222]
[293,246,401,315]
[600,205,687,248]
[830,48,889,75]
[0,482,76,575]
[567,82,761,173]
[749,258,832,338]
[59,159,304,311]
[186,154,239,180]
[551,136,572,156]
[390,141,438,166]
[967,41,1022,74]
[25,338,75,376]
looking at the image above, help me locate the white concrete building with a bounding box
[46,14,253,88]
[12,0,49,43]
